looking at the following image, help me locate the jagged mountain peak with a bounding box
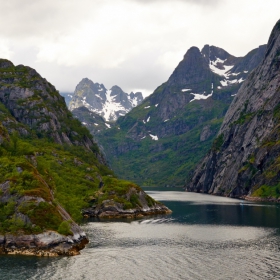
[186,19,280,198]
[183,46,201,58]
[95,40,267,187]
[201,45,235,62]
[69,78,143,121]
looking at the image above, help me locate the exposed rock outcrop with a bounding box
[0,231,88,257]
[82,188,171,218]
[0,60,99,152]
[0,178,88,256]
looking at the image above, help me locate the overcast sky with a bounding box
[0,0,279,97]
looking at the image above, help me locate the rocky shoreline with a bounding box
[82,198,172,219]
[0,231,88,257]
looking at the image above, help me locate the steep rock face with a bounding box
[186,20,280,199]
[96,44,266,186]
[0,60,98,152]
[69,78,143,121]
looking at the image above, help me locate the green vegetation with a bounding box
[0,59,162,238]
[94,177,143,209]
[212,133,224,152]
[0,129,152,234]
[58,221,72,236]
[98,97,227,186]
[252,184,280,198]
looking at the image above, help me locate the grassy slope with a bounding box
[99,95,229,186]
[0,60,159,236]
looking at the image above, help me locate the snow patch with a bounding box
[244,70,248,73]
[190,92,212,102]
[105,123,111,128]
[149,134,159,141]
[155,104,158,107]
[231,72,241,76]
[82,122,87,125]
[94,123,98,126]
[182,89,192,92]
[144,106,150,109]
[141,136,146,140]
[220,80,228,87]
[147,116,150,122]
[164,119,169,122]
[209,57,234,78]
[102,89,128,121]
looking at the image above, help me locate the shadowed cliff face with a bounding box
[95,43,266,187]
[186,19,280,199]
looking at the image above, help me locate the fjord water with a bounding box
[1,189,280,280]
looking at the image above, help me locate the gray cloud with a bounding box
[129,0,221,5]
[1,0,279,98]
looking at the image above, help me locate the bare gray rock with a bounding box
[186,19,280,198]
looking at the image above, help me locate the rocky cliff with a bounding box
[96,44,266,186]
[186,19,280,200]
[0,60,98,152]
[0,60,170,256]
[69,78,143,121]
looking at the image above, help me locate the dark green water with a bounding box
[0,189,280,279]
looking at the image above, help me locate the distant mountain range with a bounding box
[92,44,266,186]
[66,78,143,122]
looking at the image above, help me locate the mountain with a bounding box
[186,19,280,201]
[72,106,109,136]
[0,60,170,256]
[69,78,143,121]
[95,44,266,187]
[60,92,73,107]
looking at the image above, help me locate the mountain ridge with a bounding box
[69,78,143,122]
[186,19,280,200]
[94,43,266,186]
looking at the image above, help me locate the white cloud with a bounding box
[0,0,279,95]
[0,39,13,60]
